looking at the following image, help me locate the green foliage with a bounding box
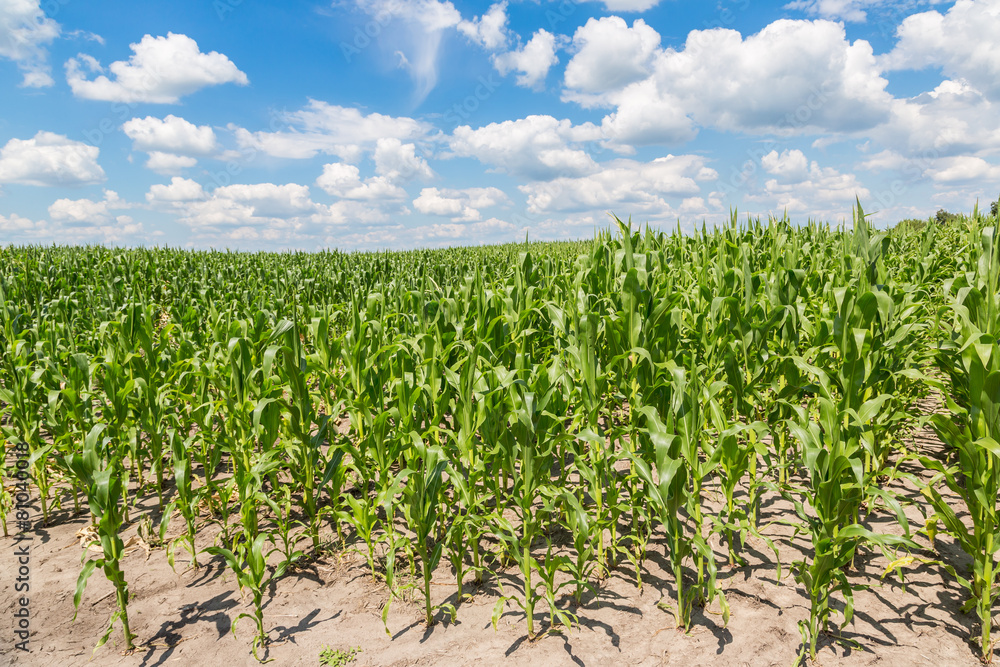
[318,645,362,667]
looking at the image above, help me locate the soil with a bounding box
[0,400,989,667]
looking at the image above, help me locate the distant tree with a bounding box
[991,198,999,219]
[935,209,956,225]
[895,218,927,232]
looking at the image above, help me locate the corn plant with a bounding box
[629,402,726,631]
[69,424,137,654]
[398,438,453,627]
[205,531,286,661]
[779,357,914,663]
[165,429,201,569]
[927,226,1000,659]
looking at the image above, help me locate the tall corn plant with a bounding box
[780,342,915,663]
[927,225,1000,659]
[628,361,729,633]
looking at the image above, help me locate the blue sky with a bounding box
[0,0,997,249]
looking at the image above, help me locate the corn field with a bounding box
[4,202,1000,664]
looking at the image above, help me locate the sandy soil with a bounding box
[0,408,988,667]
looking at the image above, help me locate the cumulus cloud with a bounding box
[145,152,198,174]
[123,115,219,155]
[747,149,871,212]
[492,29,560,89]
[875,79,1000,158]
[410,217,516,245]
[65,32,248,103]
[0,0,60,87]
[518,154,717,214]
[374,138,434,182]
[562,19,893,145]
[448,115,602,180]
[0,131,105,186]
[458,2,508,50]
[926,156,1000,183]
[233,100,430,160]
[48,189,130,224]
[2,208,146,244]
[761,149,811,181]
[413,186,509,221]
[142,174,410,246]
[191,183,316,222]
[563,17,660,96]
[881,1,1000,99]
[0,211,47,235]
[315,163,406,200]
[156,181,404,244]
[146,177,208,204]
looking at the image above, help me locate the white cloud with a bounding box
[0,211,47,235]
[784,1,948,23]
[164,182,408,246]
[448,115,602,180]
[0,0,60,87]
[374,137,434,182]
[563,19,893,145]
[1,209,146,244]
[197,183,315,221]
[458,2,508,50]
[927,156,1000,183]
[597,78,697,146]
[413,186,509,221]
[857,149,912,172]
[492,30,560,89]
[411,217,516,244]
[233,100,429,160]
[563,17,660,96]
[315,163,406,200]
[171,182,337,234]
[876,79,1000,157]
[761,149,811,181]
[784,0,878,22]
[0,131,105,186]
[48,189,130,224]
[518,154,716,214]
[882,1,1000,99]
[583,0,664,11]
[313,137,432,202]
[65,32,248,103]
[353,0,462,103]
[123,115,219,155]
[145,152,198,174]
[748,149,871,212]
[146,177,208,204]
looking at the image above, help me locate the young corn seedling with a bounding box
[558,490,599,603]
[165,429,201,569]
[205,531,286,662]
[68,424,138,654]
[398,437,453,627]
[714,421,770,567]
